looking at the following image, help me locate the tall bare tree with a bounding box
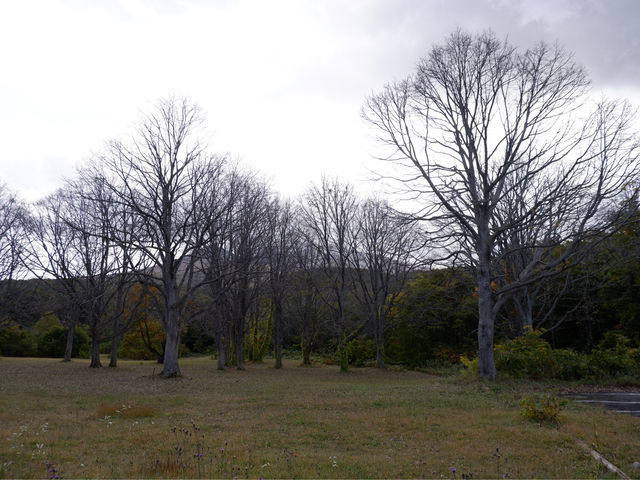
[92,96,227,377]
[23,191,88,361]
[222,173,269,370]
[364,30,639,378]
[263,196,295,368]
[350,198,422,368]
[300,177,359,371]
[0,183,27,329]
[64,176,136,368]
[289,223,327,366]
[201,167,269,370]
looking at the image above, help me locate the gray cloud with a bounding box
[1,0,638,201]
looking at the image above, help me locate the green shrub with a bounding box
[463,329,639,381]
[520,394,564,424]
[460,355,478,376]
[37,326,90,358]
[32,313,63,339]
[182,324,215,355]
[347,337,377,367]
[587,332,640,379]
[550,349,590,380]
[588,349,639,379]
[119,319,165,361]
[597,331,631,351]
[0,326,37,357]
[494,329,554,379]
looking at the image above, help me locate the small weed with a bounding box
[520,394,564,424]
[45,461,61,479]
[146,422,222,479]
[460,356,478,376]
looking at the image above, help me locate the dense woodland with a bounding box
[1,31,640,380]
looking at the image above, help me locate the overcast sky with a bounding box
[1,0,639,201]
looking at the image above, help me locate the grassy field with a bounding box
[0,356,638,479]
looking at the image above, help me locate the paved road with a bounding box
[564,392,640,417]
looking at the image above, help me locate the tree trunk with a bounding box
[301,338,311,365]
[337,302,348,372]
[109,314,123,367]
[274,342,283,369]
[89,334,102,368]
[375,313,385,369]
[513,292,534,335]
[216,330,225,370]
[109,332,120,368]
[160,279,181,376]
[161,321,181,377]
[224,326,232,366]
[63,312,77,362]
[477,226,497,379]
[233,324,245,370]
[273,301,283,369]
[338,332,348,372]
[522,292,534,332]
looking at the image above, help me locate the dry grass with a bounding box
[0,356,638,479]
[95,403,156,419]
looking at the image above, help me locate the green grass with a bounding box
[0,356,638,478]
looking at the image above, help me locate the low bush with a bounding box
[347,337,377,367]
[460,355,478,376]
[549,348,589,380]
[494,329,554,379]
[0,325,37,357]
[598,331,632,351]
[588,348,640,379]
[32,313,63,339]
[466,329,640,381]
[587,332,640,379]
[37,326,90,358]
[520,394,564,424]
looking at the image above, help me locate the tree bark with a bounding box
[337,299,348,372]
[161,322,181,377]
[375,319,386,369]
[63,311,77,362]
[89,335,102,368]
[223,324,232,367]
[477,225,496,379]
[109,332,120,368]
[338,331,348,372]
[301,338,311,365]
[161,285,181,377]
[216,332,225,370]
[160,269,181,376]
[273,301,283,369]
[233,323,245,370]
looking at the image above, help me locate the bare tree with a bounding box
[202,167,270,370]
[63,176,136,368]
[289,224,327,365]
[263,196,295,368]
[350,198,422,368]
[364,30,639,378]
[92,96,227,377]
[300,177,360,371]
[0,183,27,329]
[22,180,131,367]
[222,173,269,370]
[23,191,87,361]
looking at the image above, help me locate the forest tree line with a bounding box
[1,30,640,378]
